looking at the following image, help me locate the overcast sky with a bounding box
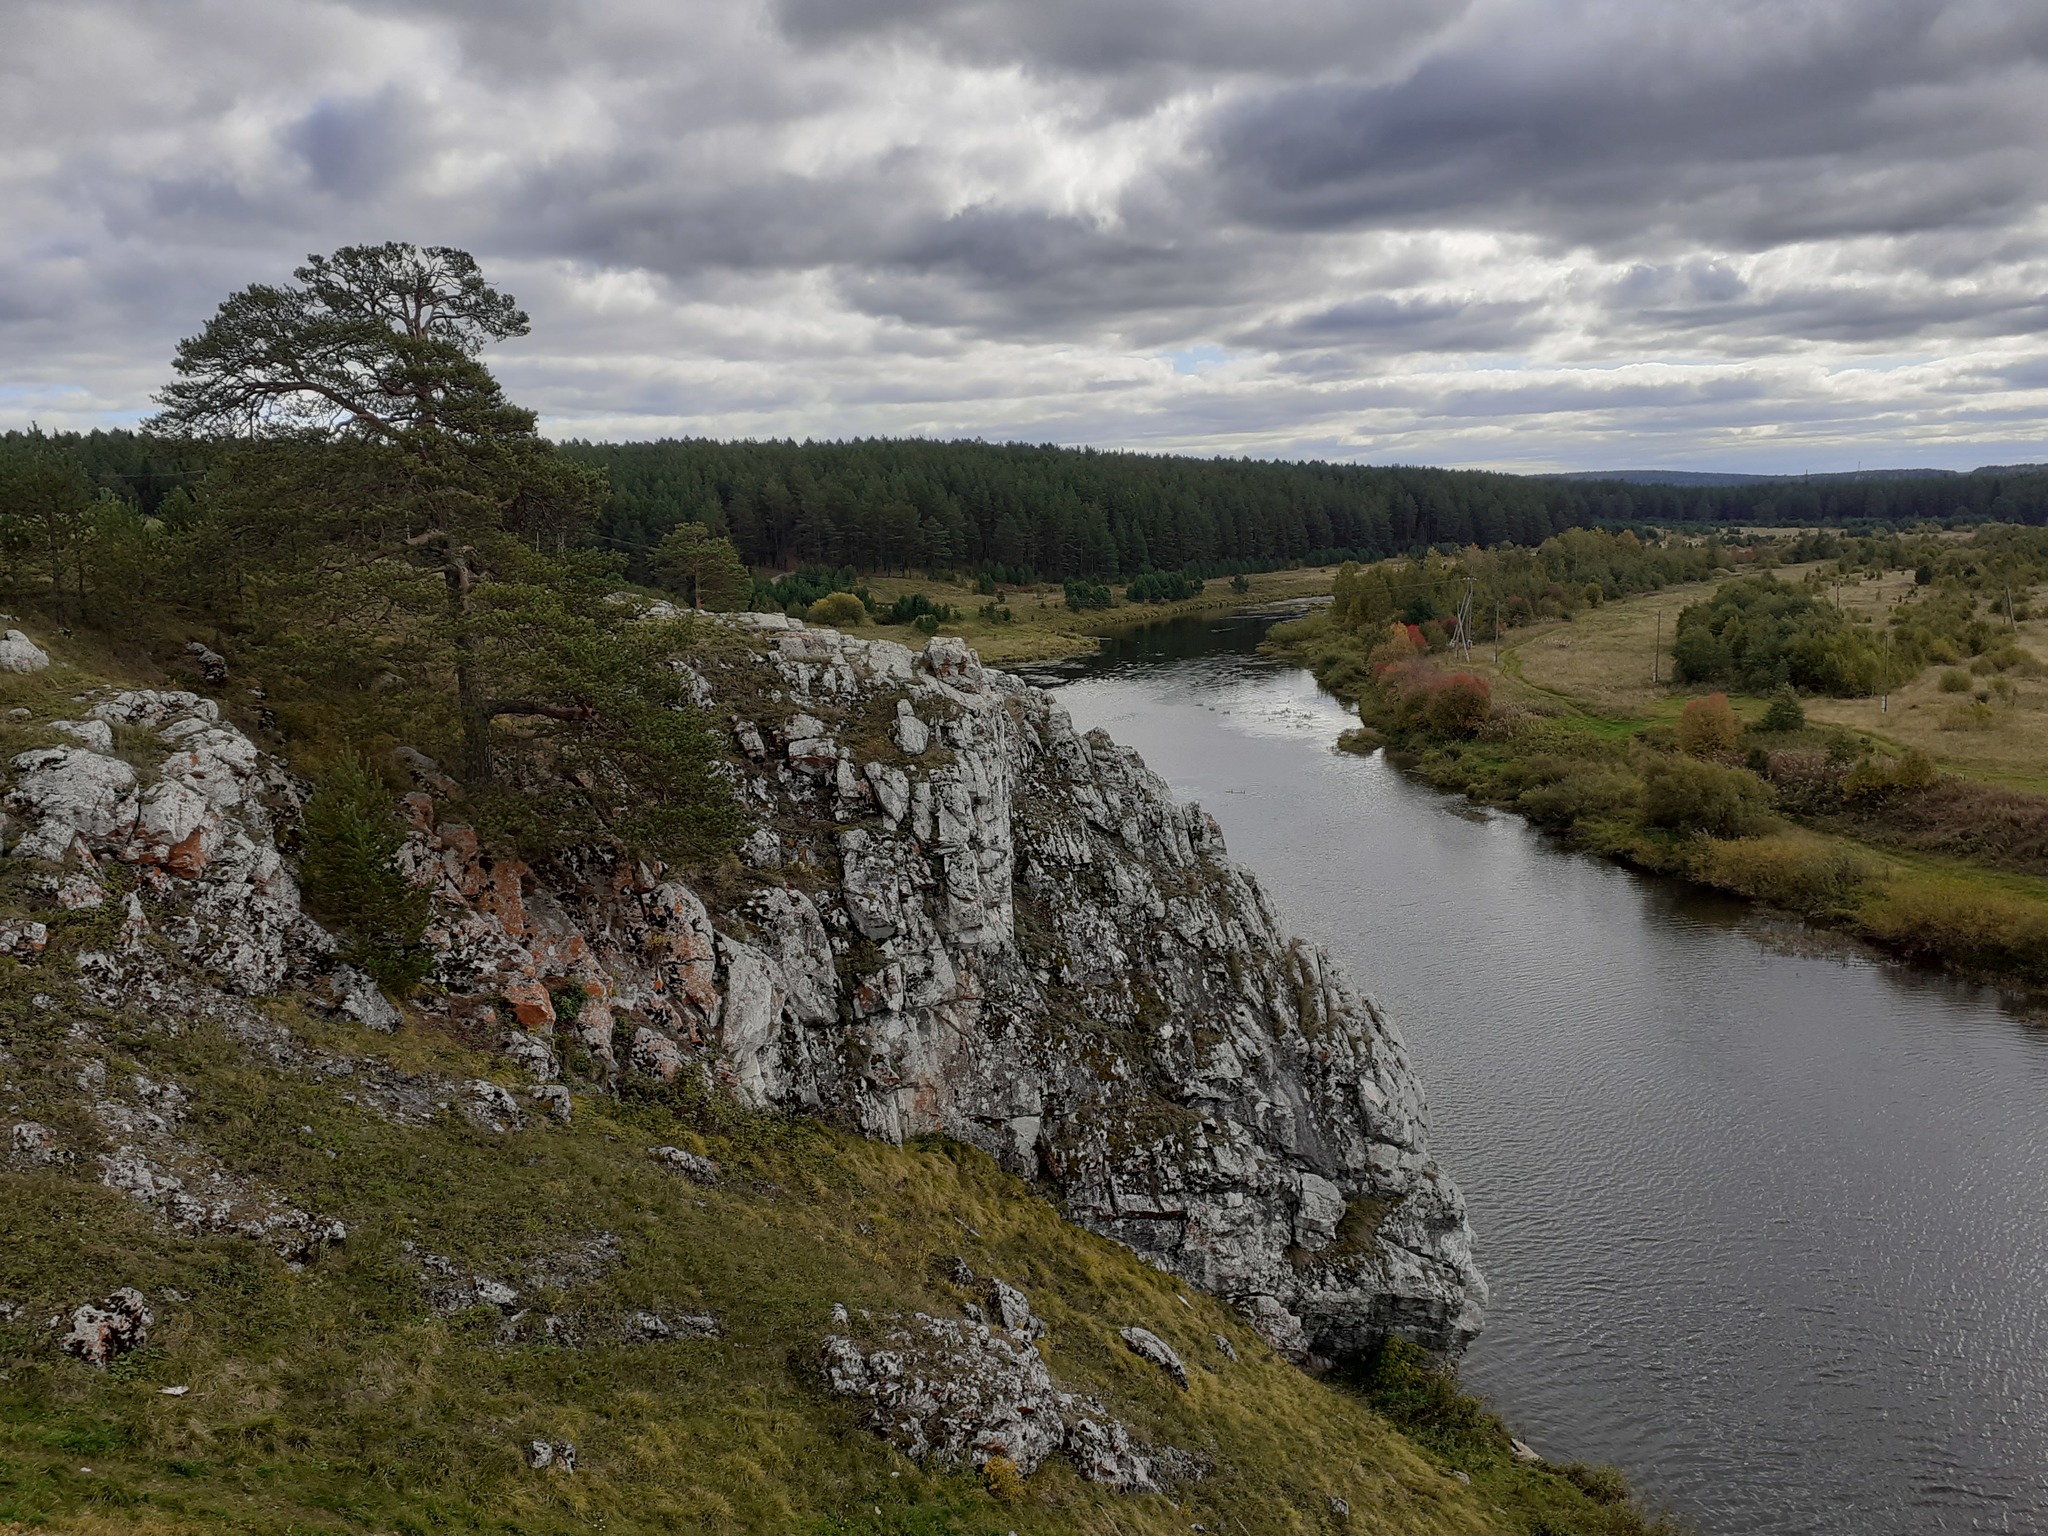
[6,0,2048,471]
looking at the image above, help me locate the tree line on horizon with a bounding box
[12,427,2048,585]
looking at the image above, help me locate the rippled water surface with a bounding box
[1028,611,2048,1536]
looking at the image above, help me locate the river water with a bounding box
[1024,611,2048,1536]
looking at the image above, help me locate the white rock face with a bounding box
[392,623,1486,1359]
[3,690,317,992]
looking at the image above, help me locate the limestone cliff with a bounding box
[2,619,1485,1362]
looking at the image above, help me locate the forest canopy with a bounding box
[12,428,2048,588]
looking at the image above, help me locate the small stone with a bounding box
[336,968,401,1032]
[891,703,930,756]
[1117,1326,1189,1391]
[530,1085,572,1121]
[160,1385,189,1396]
[461,1080,522,1131]
[0,919,48,957]
[1510,1437,1542,1463]
[9,1121,67,1166]
[987,1278,1046,1339]
[648,1145,719,1184]
[55,874,106,911]
[1213,1333,1237,1363]
[1329,1495,1351,1521]
[184,642,228,686]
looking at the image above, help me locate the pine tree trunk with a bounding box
[449,562,492,784]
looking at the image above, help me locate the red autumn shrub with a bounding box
[1423,672,1492,737]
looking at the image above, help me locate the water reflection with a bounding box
[1034,612,2048,1536]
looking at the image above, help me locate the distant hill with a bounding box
[1548,468,1961,487]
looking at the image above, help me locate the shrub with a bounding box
[1642,756,1774,837]
[1517,765,1644,826]
[881,592,956,626]
[1422,673,1492,737]
[981,1455,1025,1504]
[1672,575,1885,694]
[1557,1463,1631,1505]
[1940,701,1995,731]
[1894,747,1937,790]
[1344,1338,1504,1461]
[1864,878,2048,984]
[913,612,941,635]
[1677,693,1740,756]
[1760,689,1806,733]
[1125,569,1204,603]
[298,753,431,992]
[1938,668,1971,693]
[806,591,866,626]
[1699,834,1878,916]
[1843,747,1939,799]
[1230,573,1251,594]
[1063,577,1112,611]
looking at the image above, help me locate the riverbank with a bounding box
[1045,618,2048,1533]
[1268,602,2048,993]
[850,565,1338,666]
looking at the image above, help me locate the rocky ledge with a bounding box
[2,620,1484,1364]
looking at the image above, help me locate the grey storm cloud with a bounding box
[2,0,2046,470]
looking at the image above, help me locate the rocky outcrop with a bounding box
[387,617,1484,1359]
[3,689,319,993]
[2,631,1484,1361]
[822,1301,1171,1491]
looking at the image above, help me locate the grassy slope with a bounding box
[0,631,1672,1536]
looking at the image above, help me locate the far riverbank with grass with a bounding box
[1265,528,2048,994]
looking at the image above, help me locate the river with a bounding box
[1023,610,2048,1536]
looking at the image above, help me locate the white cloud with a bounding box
[3,0,2046,471]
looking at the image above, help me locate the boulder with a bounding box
[60,1287,152,1367]
[648,1145,720,1184]
[0,630,48,672]
[1118,1326,1189,1390]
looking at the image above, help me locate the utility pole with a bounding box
[1653,611,1661,684]
[1493,594,1501,667]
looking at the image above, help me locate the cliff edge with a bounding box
[2,617,1484,1367]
